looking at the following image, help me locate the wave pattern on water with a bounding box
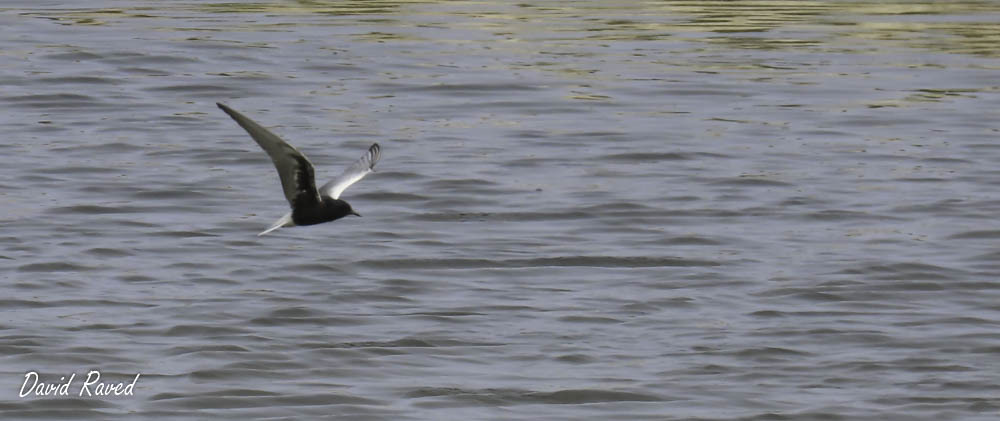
[2,1,1000,420]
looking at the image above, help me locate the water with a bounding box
[2,1,1000,419]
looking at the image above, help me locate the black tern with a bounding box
[217,103,381,236]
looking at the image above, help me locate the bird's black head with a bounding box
[347,204,361,217]
[323,197,361,219]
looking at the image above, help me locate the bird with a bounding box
[217,103,381,236]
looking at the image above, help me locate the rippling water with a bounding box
[2,1,1000,419]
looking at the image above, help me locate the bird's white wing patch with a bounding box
[320,143,381,199]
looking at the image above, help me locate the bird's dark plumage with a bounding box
[217,103,380,235]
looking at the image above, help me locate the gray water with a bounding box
[2,1,1000,419]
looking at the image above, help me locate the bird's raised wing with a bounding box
[217,103,321,210]
[320,143,381,199]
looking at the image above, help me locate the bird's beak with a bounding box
[351,211,362,217]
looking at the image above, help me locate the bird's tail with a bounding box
[258,212,294,236]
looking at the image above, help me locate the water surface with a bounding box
[2,1,1000,419]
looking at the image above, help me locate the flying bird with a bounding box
[217,103,381,236]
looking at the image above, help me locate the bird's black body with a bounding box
[292,197,357,226]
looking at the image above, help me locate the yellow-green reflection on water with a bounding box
[199,0,417,15]
[15,1,1000,58]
